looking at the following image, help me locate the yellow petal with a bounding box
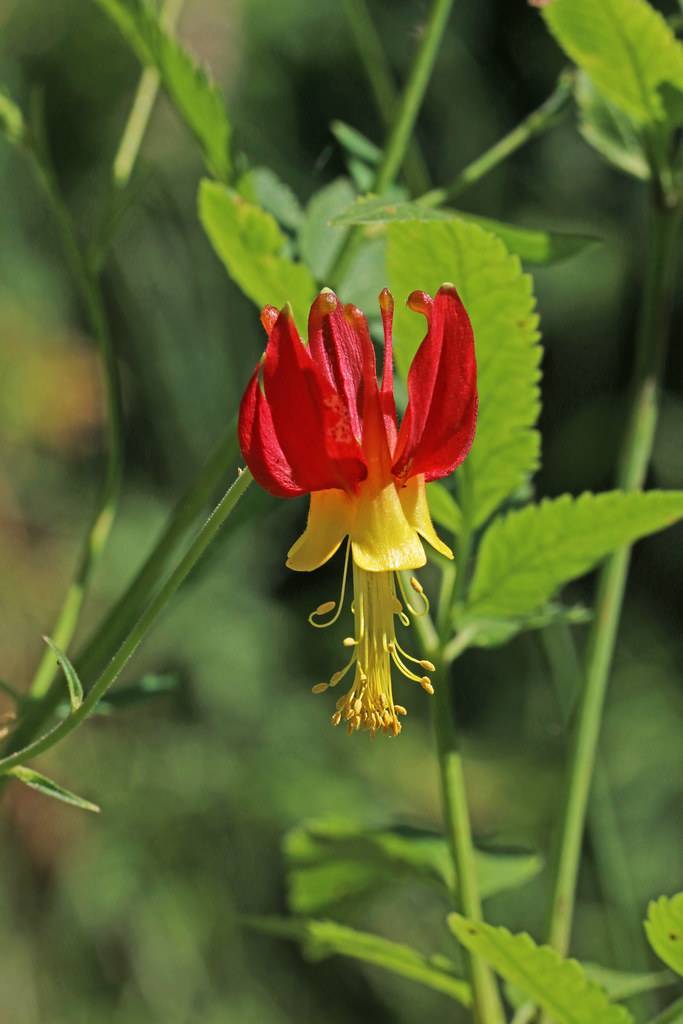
[399,475,454,560]
[287,489,353,571]
[351,480,426,571]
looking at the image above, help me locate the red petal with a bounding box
[392,285,477,482]
[308,290,364,439]
[238,366,306,497]
[378,288,398,452]
[343,303,392,478]
[263,307,367,492]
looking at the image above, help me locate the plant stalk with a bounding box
[0,470,253,775]
[544,194,682,958]
[330,0,454,287]
[419,70,574,208]
[342,0,431,195]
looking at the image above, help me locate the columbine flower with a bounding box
[239,285,477,737]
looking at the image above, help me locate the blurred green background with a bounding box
[1,1,682,1021]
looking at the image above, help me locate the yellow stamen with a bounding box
[308,541,351,628]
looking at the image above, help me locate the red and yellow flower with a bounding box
[239,284,477,736]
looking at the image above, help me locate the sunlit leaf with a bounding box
[8,767,100,813]
[467,491,683,620]
[449,915,633,1024]
[387,218,542,528]
[575,72,650,180]
[582,963,676,1001]
[645,893,683,976]
[43,635,83,711]
[334,197,598,265]
[247,916,471,1006]
[199,180,316,329]
[93,0,231,179]
[542,0,683,125]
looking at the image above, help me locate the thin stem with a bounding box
[4,425,239,756]
[330,0,454,287]
[544,194,682,958]
[342,0,431,194]
[647,998,683,1024]
[112,0,186,188]
[419,70,574,208]
[0,470,253,775]
[25,135,125,701]
[542,624,654,984]
[431,658,506,1024]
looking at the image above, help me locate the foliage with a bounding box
[645,893,683,976]
[449,915,633,1024]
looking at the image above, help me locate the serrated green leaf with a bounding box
[298,177,357,282]
[8,767,100,813]
[582,963,675,1001]
[467,491,683,620]
[0,88,25,146]
[387,219,542,528]
[449,915,633,1024]
[542,0,683,125]
[331,120,381,165]
[427,482,462,535]
[43,636,83,711]
[575,72,651,180]
[199,179,316,328]
[284,819,542,914]
[645,893,683,976]
[93,0,231,179]
[334,198,598,265]
[460,602,592,650]
[238,167,303,231]
[246,916,471,1005]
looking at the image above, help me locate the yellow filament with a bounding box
[308,540,351,628]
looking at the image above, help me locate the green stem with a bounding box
[112,0,185,188]
[25,134,125,701]
[542,624,653,982]
[544,194,682,958]
[419,70,574,208]
[646,997,683,1024]
[330,0,454,287]
[431,658,506,1024]
[0,470,253,775]
[4,425,239,756]
[342,0,431,194]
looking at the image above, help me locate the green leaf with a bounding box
[467,490,683,620]
[427,482,462,535]
[387,219,542,528]
[43,636,83,711]
[542,0,683,125]
[460,602,592,650]
[448,915,633,1024]
[198,179,316,328]
[298,177,357,282]
[247,916,471,1006]
[237,167,303,231]
[8,767,100,813]
[334,198,598,265]
[330,120,381,165]
[582,963,676,1001]
[284,819,542,914]
[93,0,231,180]
[0,88,25,146]
[645,893,683,976]
[575,72,651,180]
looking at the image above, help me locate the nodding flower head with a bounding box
[239,285,477,737]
